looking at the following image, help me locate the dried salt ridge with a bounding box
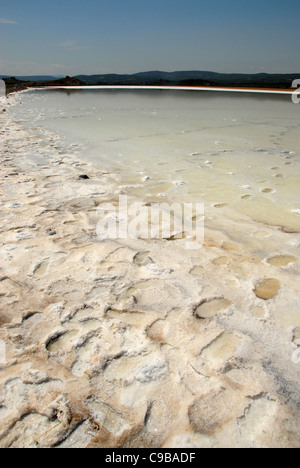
[1,107,300,449]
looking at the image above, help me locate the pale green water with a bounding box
[11,88,300,234]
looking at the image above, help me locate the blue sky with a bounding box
[1,0,300,76]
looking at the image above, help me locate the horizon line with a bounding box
[29,85,296,95]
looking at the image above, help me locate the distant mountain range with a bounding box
[74,71,299,88]
[1,71,299,92]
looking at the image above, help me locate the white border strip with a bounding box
[36,85,293,95]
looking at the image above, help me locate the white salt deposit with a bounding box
[1,88,300,448]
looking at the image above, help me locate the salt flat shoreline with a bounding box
[37,85,295,95]
[1,100,300,448]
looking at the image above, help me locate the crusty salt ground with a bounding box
[1,102,300,448]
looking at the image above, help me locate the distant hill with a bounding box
[75,70,299,88]
[3,76,84,94]
[0,75,64,81]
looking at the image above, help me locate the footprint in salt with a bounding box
[194,297,232,319]
[261,188,274,194]
[212,256,229,265]
[241,195,251,200]
[222,241,241,252]
[253,278,281,300]
[200,332,240,361]
[267,255,297,267]
[188,387,238,435]
[46,330,79,353]
[33,261,48,277]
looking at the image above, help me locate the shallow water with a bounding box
[9,88,300,238]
